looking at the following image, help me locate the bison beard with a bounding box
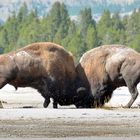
[76,45,140,108]
[0,42,81,108]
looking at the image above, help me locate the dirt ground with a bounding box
[0,108,140,138]
[1,85,140,138]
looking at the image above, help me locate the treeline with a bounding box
[0,2,140,60]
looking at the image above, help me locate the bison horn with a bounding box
[76,87,86,93]
[74,87,87,102]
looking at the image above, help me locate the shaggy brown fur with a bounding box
[76,45,140,108]
[0,42,77,108]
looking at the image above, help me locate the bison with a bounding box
[0,42,83,108]
[76,45,140,108]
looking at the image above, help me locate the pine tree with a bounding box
[0,28,9,53]
[17,2,28,24]
[125,9,140,50]
[112,12,124,30]
[67,32,84,61]
[86,25,98,49]
[59,3,70,38]
[46,2,61,41]
[62,21,76,45]
[53,3,70,44]
[3,13,19,52]
[97,10,112,45]
[17,10,41,47]
[78,8,98,57]
[80,8,96,40]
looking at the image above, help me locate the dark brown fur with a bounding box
[0,42,77,108]
[76,45,140,108]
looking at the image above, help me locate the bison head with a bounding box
[72,63,93,108]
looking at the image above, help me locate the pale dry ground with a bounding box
[0,85,140,138]
[0,108,140,138]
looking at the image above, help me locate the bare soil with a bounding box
[0,112,140,138]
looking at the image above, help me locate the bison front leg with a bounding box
[44,98,58,108]
[43,98,50,108]
[37,80,51,108]
[41,93,51,108]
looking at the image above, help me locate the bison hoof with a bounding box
[122,105,131,108]
[53,104,58,109]
[43,100,50,108]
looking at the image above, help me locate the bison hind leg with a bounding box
[53,100,58,108]
[122,74,139,108]
[123,86,138,108]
